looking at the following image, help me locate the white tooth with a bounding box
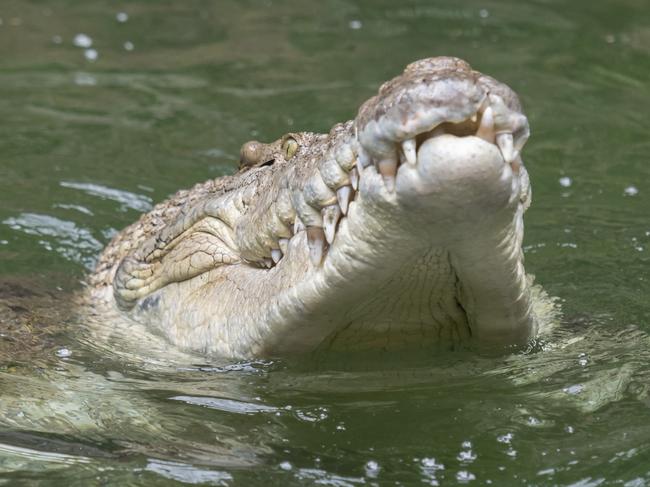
[336,185,352,215]
[271,248,282,264]
[263,258,273,268]
[476,106,495,143]
[401,139,417,165]
[294,217,305,234]
[322,205,341,245]
[349,167,359,190]
[497,133,515,163]
[377,156,398,193]
[278,237,289,254]
[357,146,371,168]
[514,127,530,152]
[306,226,325,266]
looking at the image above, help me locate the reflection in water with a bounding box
[3,302,650,483]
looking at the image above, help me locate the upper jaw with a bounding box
[236,57,530,269]
[354,56,529,195]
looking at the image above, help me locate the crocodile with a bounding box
[86,56,543,358]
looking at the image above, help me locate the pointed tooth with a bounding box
[496,133,515,163]
[336,185,352,215]
[294,217,305,234]
[322,205,341,245]
[263,258,273,268]
[401,139,417,165]
[514,128,530,152]
[476,106,495,143]
[271,248,282,264]
[349,167,359,190]
[278,237,289,254]
[306,226,325,266]
[377,157,398,193]
[357,146,371,168]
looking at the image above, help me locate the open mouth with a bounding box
[356,93,530,195]
[274,94,531,269]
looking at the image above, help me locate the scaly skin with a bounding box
[86,57,541,358]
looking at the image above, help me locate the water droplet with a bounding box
[124,41,134,51]
[527,416,542,426]
[497,433,513,444]
[457,450,477,462]
[116,12,129,23]
[73,33,93,48]
[559,176,572,187]
[349,20,362,30]
[479,9,489,18]
[624,185,639,196]
[421,457,444,469]
[456,470,476,482]
[365,460,380,478]
[84,49,98,61]
[279,461,292,471]
[563,384,584,395]
[56,347,72,358]
[74,72,97,86]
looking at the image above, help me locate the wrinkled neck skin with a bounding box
[90,57,541,358]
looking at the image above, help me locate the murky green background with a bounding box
[1,0,649,484]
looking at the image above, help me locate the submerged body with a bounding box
[86,57,542,358]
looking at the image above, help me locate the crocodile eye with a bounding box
[240,140,263,168]
[282,137,298,159]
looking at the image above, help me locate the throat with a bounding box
[317,248,472,352]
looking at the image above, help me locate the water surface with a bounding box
[1,0,649,484]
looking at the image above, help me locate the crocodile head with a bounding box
[91,57,537,358]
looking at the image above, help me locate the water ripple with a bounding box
[2,212,102,269]
[60,181,152,213]
[170,395,278,415]
[145,459,233,485]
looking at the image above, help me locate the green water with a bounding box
[1,0,649,484]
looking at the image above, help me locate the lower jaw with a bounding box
[123,208,533,358]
